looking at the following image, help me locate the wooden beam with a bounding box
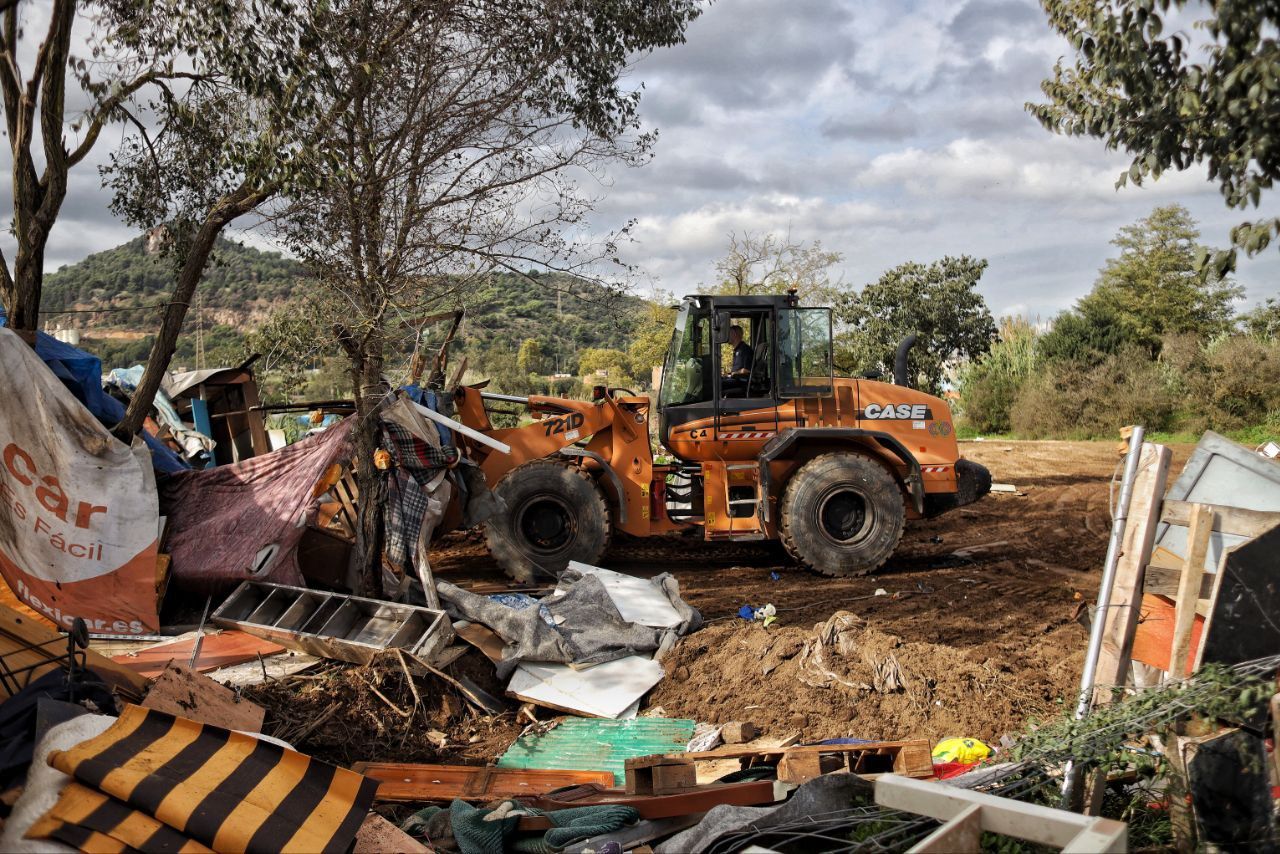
[1144,565,1214,600]
[1168,503,1213,680]
[875,775,1127,852]
[913,803,982,853]
[1159,499,1280,539]
[1093,443,1172,705]
[350,762,614,802]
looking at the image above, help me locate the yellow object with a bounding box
[931,737,991,765]
[373,449,393,470]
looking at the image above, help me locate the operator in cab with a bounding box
[723,324,753,395]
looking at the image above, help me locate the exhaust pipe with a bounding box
[893,333,919,387]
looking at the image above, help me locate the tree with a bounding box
[1238,298,1280,340]
[712,231,843,303]
[834,256,996,395]
[1038,205,1240,363]
[578,348,634,381]
[105,1,345,441]
[517,338,544,375]
[626,293,676,383]
[0,0,272,339]
[1030,0,1280,272]
[272,0,699,594]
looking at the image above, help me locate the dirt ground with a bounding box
[429,439,1195,749]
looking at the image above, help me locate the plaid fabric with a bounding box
[26,704,376,854]
[380,420,456,573]
[380,420,458,486]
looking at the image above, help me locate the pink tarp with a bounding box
[159,418,354,592]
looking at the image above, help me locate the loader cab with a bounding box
[658,294,834,454]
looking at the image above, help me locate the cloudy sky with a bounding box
[14,0,1280,321]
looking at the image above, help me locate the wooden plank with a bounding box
[1160,499,1280,539]
[912,803,982,854]
[1143,565,1214,600]
[349,762,614,802]
[876,775,1126,851]
[1093,442,1172,705]
[141,662,265,732]
[1063,819,1128,853]
[1131,594,1205,674]
[353,813,429,854]
[112,630,285,679]
[1169,503,1213,680]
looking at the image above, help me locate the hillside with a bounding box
[42,234,305,331]
[38,236,654,383]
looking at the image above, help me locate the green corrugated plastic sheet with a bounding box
[496,717,696,786]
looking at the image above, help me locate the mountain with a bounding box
[42,233,305,332]
[37,235,653,384]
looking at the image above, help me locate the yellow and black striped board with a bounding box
[27,704,376,853]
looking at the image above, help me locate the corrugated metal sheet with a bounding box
[497,717,696,785]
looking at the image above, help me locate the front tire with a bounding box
[779,452,905,577]
[484,461,611,582]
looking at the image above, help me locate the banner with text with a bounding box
[0,328,160,634]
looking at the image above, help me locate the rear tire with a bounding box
[485,461,611,582]
[779,452,905,577]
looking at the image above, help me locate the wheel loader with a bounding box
[449,292,991,581]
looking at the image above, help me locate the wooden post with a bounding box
[1086,442,1171,814]
[1167,503,1212,681]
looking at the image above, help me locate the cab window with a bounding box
[659,307,713,406]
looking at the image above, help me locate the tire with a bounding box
[779,452,905,577]
[485,461,611,582]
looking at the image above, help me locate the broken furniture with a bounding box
[212,581,452,665]
[625,755,696,795]
[164,361,271,465]
[0,605,148,703]
[634,738,934,784]
[875,774,1127,852]
[350,762,615,802]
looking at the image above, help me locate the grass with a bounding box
[957,423,1278,446]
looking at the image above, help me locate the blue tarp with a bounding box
[0,310,188,473]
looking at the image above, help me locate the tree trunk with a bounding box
[113,189,264,443]
[341,325,387,599]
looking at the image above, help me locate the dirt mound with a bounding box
[648,610,1084,745]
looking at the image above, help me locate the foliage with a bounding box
[1035,299,1136,367]
[957,316,1039,434]
[41,235,304,329]
[626,292,677,381]
[577,347,637,388]
[516,339,545,375]
[711,231,844,303]
[1239,297,1280,339]
[1010,346,1178,439]
[1030,0,1280,273]
[1084,205,1239,346]
[834,255,996,395]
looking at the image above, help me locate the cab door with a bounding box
[712,309,778,458]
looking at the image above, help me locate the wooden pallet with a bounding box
[636,738,933,784]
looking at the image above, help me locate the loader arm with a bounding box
[453,386,623,484]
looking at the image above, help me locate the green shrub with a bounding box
[1010,347,1178,439]
[957,316,1038,434]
